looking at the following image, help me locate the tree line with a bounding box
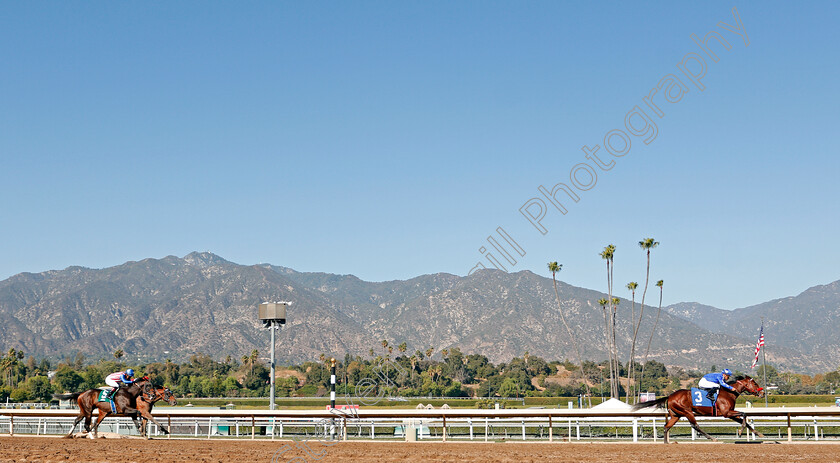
[1,347,838,403]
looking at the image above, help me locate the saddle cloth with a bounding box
[96,389,117,413]
[689,387,717,407]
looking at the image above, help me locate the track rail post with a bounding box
[787,414,792,442]
[548,415,553,442]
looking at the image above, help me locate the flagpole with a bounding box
[762,317,768,407]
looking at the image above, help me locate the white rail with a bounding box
[1,407,839,442]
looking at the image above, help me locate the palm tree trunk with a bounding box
[605,260,616,398]
[628,250,651,403]
[640,284,664,394]
[552,276,592,398]
[625,292,636,402]
[601,305,612,398]
[609,260,619,399]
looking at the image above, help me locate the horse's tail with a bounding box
[631,396,668,411]
[53,391,84,401]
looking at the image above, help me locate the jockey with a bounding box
[104,369,135,399]
[699,368,735,401]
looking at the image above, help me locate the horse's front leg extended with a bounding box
[728,412,764,438]
[130,415,145,437]
[139,410,169,435]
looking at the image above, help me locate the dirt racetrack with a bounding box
[2,437,839,463]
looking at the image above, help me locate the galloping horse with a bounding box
[133,386,177,438]
[54,377,154,438]
[632,376,765,443]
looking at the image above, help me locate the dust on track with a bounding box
[1,437,839,463]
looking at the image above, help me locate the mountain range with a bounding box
[0,252,837,374]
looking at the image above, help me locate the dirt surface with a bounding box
[1,437,839,463]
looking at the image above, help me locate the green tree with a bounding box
[24,376,53,402]
[113,349,124,360]
[498,377,521,398]
[54,365,84,392]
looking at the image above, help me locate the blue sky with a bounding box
[1,2,838,310]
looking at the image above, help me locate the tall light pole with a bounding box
[259,302,288,410]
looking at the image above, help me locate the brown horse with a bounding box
[54,377,154,438]
[133,386,177,438]
[632,376,765,443]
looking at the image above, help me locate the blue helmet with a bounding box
[125,368,135,377]
[722,369,732,376]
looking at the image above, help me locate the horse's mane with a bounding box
[729,375,751,385]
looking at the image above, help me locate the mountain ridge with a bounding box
[0,252,836,373]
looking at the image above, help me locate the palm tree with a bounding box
[600,244,618,398]
[425,347,434,359]
[597,296,614,398]
[398,342,407,356]
[441,349,449,359]
[611,297,621,399]
[548,261,591,398]
[381,340,389,352]
[630,238,658,403]
[624,282,638,401]
[113,349,124,360]
[247,349,259,375]
[640,279,665,393]
[319,353,326,363]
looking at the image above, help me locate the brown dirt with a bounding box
[2,437,839,463]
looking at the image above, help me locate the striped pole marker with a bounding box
[330,358,336,409]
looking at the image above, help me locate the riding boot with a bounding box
[705,388,716,402]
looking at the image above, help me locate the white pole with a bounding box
[652,418,657,442]
[270,322,276,411]
[632,419,638,443]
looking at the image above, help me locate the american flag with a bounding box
[750,323,765,369]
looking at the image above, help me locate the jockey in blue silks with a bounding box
[698,369,735,401]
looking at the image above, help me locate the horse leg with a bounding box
[130,415,145,438]
[684,413,716,442]
[65,414,85,438]
[90,409,109,438]
[138,409,169,435]
[726,411,765,438]
[663,414,679,444]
